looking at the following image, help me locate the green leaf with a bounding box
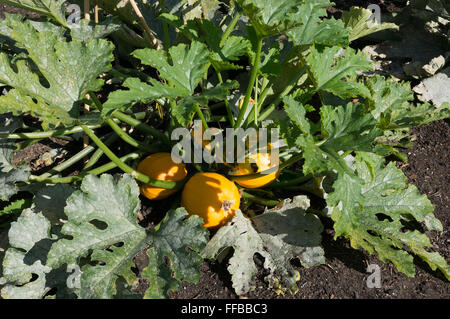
[104,41,211,114]
[69,17,122,42]
[134,41,210,93]
[103,77,182,113]
[236,0,331,37]
[46,174,145,298]
[142,208,208,299]
[33,184,75,224]
[327,154,450,280]
[287,1,349,47]
[0,0,68,26]
[283,97,382,176]
[203,196,324,295]
[320,103,383,153]
[0,15,114,128]
[306,45,373,98]
[0,198,32,218]
[160,15,251,71]
[0,113,30,201]
[365,75,414,121]
[1,209,74,299]
[365,75,450,128]
[47,174,208,298]
[172,80,239,127]
[342,7,399,42]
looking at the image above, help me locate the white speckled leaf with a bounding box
[202,196,324,295]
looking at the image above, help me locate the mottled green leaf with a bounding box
[143,208,208,299]
[328,154,449,280]
[0,15,114,128]
[47,174,208,299]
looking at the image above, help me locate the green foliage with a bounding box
[46,174,208,299]
[0,0,449,300]
[0,14,114,129]
[306,45,373,98]
[0,0,68,26]
[327,153,450,280]
[342,7,398,42]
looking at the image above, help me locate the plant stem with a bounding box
[215,70,235,126]
[129,0,161,50]
[88,92,103,112]
[81,125,181,189]
[14,138,43,151]
[106,118,160,153]
[0,124,103,140]
[112,110,170,145]
[234,36,263,128]
[37,134,117,179]
[241,191,280,206]
[258,66,307,122]
[84,134,120,169]
[220,11,242,47]
[264,174,312,189]
[192,103,209,130]
[30,152,141,184]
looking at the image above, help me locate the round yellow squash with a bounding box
[137,152,187,200]
[181,172,240,228]
[232,152,280,188]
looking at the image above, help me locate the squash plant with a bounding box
[0,0,449,299]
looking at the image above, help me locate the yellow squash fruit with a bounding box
[181,172,240,228]
[137,152,187,200]
[232,152,280,188]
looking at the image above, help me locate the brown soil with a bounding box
[1,1,449,300]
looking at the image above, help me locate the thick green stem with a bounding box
[112,110,170,145]
[220,12,242,47]
[84,133,120,170]
[30,152,141,184]
[258,66,307,122]
[216,70,235,126]
[264,174,312,189]
[241,191,280,206]
[38,134,117,179]
[106,118,160,153]
[0,124,102,140]
[14,138,43,151]
[235,37,263,128]
[192,103,209,130]
[81,125,180,189]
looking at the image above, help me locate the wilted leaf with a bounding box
[413,67,450,107]
[203,196,324,295]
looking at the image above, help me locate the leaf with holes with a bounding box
[46,174,208,299]
[202,196,324,295]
